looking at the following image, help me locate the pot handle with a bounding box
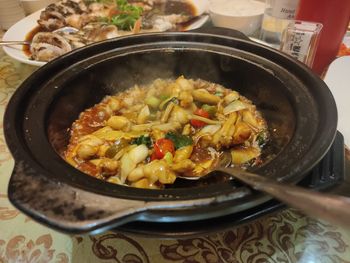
[8,161,251,234]
[188,26,251,41]
[7,161,144,233]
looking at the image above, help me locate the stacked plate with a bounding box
[0,0,25,30]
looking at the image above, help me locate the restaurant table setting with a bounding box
[1,0,350,262]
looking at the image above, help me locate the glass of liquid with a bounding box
[259,0,300,48]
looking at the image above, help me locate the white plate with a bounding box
[324,55,350,146]
[2,1,209,67]
[2,10,44,66]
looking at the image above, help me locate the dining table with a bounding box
[1,27,350,263]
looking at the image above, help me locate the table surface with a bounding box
[1,38,350,263]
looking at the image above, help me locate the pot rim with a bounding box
[5,32,338,198]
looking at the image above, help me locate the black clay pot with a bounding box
[4,28,337,234]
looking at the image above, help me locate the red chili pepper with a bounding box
[190,108,210,128]
[150,152,158,161]
[108,9,121,17]
[153,138,175,159]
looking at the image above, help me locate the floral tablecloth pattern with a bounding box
[1,47,350,263]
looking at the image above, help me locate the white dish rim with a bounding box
[2,0,210,67]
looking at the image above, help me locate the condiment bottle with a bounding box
[280,20,323,67]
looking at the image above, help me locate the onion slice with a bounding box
[223,100,248,115]
[189,115,222,125]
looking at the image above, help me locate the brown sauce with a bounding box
[23,25,47,57]
[70,105,110,142]
[162,1,196,16]
[145,0,197,31]
[177,16,205,31]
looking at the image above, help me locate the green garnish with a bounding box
[165,132,193,149]
[105,138,128,158]
[159,97,179,110]
[131,135,152,148]
[110,0,143,30]
[105,145,118,158]
[201,104,217,117]
[256,132,268,147]
[163,152,173,164]
[159,94,170,101]
[145,96,161,109]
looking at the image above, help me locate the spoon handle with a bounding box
[0,41,30,46]
[219,167,350,228]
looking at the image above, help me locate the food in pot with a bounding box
[25,0,201,62]
[64,76,269,189]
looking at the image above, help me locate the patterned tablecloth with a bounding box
[1,48,350,263]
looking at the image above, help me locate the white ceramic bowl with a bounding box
[209,0,266,36]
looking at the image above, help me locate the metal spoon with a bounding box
[180,152,350,228]
[0,40,30,46]
[0,27,79,47]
